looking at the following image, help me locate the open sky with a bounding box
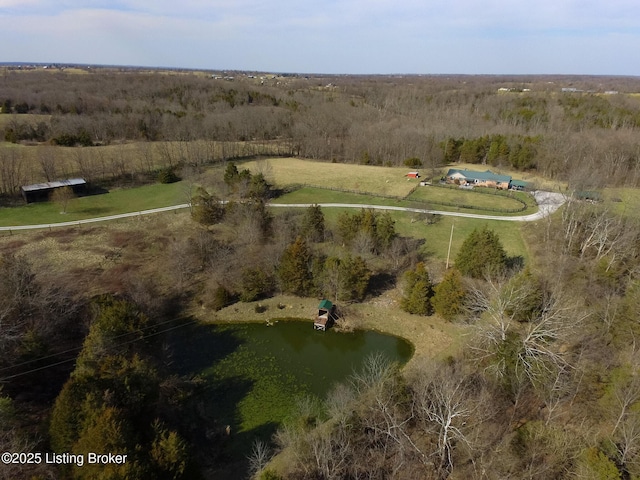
[1,0,639,75]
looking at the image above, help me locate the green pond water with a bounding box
[169,319,413,474]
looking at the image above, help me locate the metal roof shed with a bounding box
[21,178,87,203]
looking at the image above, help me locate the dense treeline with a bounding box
[2,70,640,198]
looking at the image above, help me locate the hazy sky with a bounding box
[1,0,639,75]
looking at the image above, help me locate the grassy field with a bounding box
[315,206,529,262]
[271,187,409,207]
[601,187,640,216]
[2,157,536,264]
[0,113,52,129]
[0,181,187,226]
[273,186,538,217]
[242,157,421,197]
[406,184,534,213]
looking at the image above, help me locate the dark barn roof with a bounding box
[21,178,86,193]
[21,178,86,203]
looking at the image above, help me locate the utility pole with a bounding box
[446,222,454,269]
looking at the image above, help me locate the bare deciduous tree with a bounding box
[50,186,74,213]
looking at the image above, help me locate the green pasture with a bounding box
[406,184,537,214]
[302,206,528,262]
[393,213,528,262]
[274,186,538,216]
[0,181,187,226]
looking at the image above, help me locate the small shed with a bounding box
[406,171,420,178]
[21,178,87,203]
[314,299,335,331]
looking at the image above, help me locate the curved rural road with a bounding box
[0,191,566,232]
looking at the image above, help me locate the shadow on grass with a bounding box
[81,185,110,196]
[76,206,111,216]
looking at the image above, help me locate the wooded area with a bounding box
[1,69,640,479]
[1,70,640,199]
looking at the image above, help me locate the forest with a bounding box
[1,68,640,479]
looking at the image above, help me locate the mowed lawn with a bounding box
[407,185,533,213]
[242,158,421,197]
[393,213,529,262]
[274,186,538,217]
[0,182,187,226]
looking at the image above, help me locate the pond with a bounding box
[168,318,413,475]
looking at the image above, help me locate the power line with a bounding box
[0,315,194,374]
[0,318,202,382]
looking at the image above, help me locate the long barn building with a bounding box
[21,178,87,203]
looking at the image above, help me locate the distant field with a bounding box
[0,140,282,187]
[242,158,421,197]
[0,114,51,129]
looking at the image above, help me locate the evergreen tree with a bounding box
[223,162,239,186]
[240,267,273,302]
[302,204,325,242]
[376,212,396,251]
[400,263,434,315]
[432,268,466,321]
[72,406,143,480]
[455,226,507,278]
[278,237,314,296]
[247,172,271,200]
[336,209,396,254]
[150,420,190,479]
[339,255,372,302]
[191,187,224,225]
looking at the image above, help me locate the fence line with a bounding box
[288,183,530,214]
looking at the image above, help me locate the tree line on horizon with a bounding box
[1,70,640,198]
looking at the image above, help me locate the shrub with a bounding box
[157,168,180,184]
[211,285,233,311]
[404,157,422,168]
[241,267,274,302]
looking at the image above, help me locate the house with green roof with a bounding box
[444,168,527,190]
